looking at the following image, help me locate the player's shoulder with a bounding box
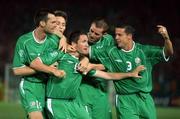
[103,34,113,40]
[106,46,117,53]
[135,42,155,52]
[47,33,59,43]
[17,31,33,43]
[136,42,153,48]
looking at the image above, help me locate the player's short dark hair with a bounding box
[54,10,68,22]
[116,23,136,36]
[68,30,86,44]
[34,8,54,27]
[92,18,109,33]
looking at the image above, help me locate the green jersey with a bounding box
[84,34,115,91]
[90,34,115,48]
[12,31,59,82]
[39,50,96,99]
[90,42,168,94]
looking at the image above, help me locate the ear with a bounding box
[102,32,107,37]
[71,42,77,48]
[40,21,46,27]
[128,34,133,39]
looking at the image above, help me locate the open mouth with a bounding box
[88,38,96,43]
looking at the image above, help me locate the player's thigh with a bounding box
[140,94,156,119]
[92,92,111,119]
[116,94,139,119]
[46,98,71,119]
[28,111,43,119]
[70,100,91,119]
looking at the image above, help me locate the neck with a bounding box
[69,51,79,58]
[34,27,46,41]
[124,41,134,51]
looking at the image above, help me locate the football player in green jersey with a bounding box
[77,18,116,119]
[30,30,145,119]
[12,9,67,119]
[89,24,173,119]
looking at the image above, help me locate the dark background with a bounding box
[0,0,179,106]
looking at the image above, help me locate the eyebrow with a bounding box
[90,29,101,36]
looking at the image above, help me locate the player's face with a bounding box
[88,23,104,44]
[115,28,132,49]
[56,16,66,34]
[76,34,89,55]
[44,13,57,33]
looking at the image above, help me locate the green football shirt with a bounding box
[39,50,96,99]
[90,42,168,94]
[83,34,115,91]
[12,31,59,82]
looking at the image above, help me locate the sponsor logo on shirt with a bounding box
[96,45,103,49]
[50,51,58,57]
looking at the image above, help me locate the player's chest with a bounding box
[110,51,145,72]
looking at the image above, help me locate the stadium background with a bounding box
[0,0,179,118]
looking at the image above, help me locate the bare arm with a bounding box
[13,66,36,76]
[94,65,145,80]
[78,60,105,74]
[30,58,65,78]
[88,63,105,70]
[157,25,174,57]
[13,62,58,76]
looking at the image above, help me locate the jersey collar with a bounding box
[32,30,47,44]
[121,41,135,52]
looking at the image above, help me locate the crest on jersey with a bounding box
[135,57,141,65]
[18,49,24,58]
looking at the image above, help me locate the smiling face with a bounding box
[115,27,133,50]
[87,23,104,44]
[42,13,57,33]
[56,16,66,34]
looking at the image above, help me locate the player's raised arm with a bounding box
[157,25,174,57]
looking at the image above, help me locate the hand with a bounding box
[131,65,146,78]
[78,57,89,73]
[52,69,66,78]
[53,29,63,38]
[67,44,76,53]
[157,25,170,40]
[59,35,67,52]
[50,62,58,68]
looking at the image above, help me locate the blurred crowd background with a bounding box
[0,0,180,107]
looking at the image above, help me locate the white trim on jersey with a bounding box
[121,41,135,52]
[163,47,170,62]
[12,65,26,69]
[32,30,47,44]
